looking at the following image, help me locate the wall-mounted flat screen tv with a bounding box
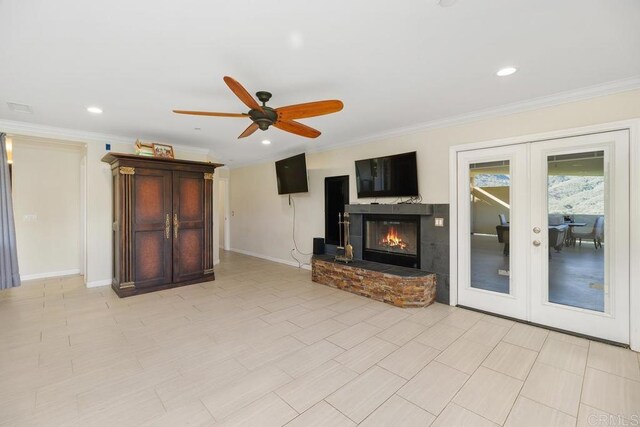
[355,151,418,198]
[275,153,309,195]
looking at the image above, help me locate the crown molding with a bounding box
[229,76,640,169]
[308,76,640,155]
[0,119,211,155]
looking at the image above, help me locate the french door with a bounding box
[457,130,630,343]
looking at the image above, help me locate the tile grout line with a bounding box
[499,327,548,424]
[441,319,520,425]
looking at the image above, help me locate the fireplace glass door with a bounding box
[363,215,420,268]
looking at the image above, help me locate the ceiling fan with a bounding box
[173,76,344,139]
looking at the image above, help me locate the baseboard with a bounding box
[229,248,312,271]
[21,269,81,281]
[86,279,111,288]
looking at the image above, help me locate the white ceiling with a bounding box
[1,0,639,166]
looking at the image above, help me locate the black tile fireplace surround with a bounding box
[363,214,420,269]
[328,203,451,304]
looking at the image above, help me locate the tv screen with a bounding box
[355,151,418,198]
[275,153,309,195]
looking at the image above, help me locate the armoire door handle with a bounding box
[165,214,170,239]
[174,214,179,239]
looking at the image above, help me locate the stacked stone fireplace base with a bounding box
[311,255,436,308]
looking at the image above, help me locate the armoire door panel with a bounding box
[134,230,167,284]
[178,176,204,222]
[135,174,165,224]
[173,171,206,282]
[133,168,173,288]
[176,229,204,274]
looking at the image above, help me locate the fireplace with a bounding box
[363,214,420,268]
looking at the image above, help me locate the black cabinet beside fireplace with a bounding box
[363,214,420,269]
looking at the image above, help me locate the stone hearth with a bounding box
[311,255,437,308]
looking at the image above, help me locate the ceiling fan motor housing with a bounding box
[249,106,278,130]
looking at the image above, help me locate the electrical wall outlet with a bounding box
[434,217,445,227]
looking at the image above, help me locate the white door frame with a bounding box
[80,145,88,277]
[449,119,640,351]
[218,177,231,251]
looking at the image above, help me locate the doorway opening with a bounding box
[324,175,349,246]
[9,135,87,282]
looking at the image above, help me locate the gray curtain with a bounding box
[0,133,20,289]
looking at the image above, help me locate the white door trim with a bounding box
[219,177,231,251]
[449,118,640,351]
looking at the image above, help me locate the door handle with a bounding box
[174,214,179,239]
[533,240,541,247]
[533,227,541,234]
[165,214,170,239]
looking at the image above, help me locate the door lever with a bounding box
[165,214,170,239]
[174,214,179,239]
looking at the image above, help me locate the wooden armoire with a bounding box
[102,153,223,297]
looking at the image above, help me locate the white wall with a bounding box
[12,138,83,279]
[229,89,640,266]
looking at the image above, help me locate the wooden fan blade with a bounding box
[276,100,343,121]
[173,110,248,117]
[223,76,263,112]
[274,120,321,138]
[238,122,259,139]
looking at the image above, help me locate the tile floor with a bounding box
[0,251,638,426]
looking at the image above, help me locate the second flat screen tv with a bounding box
[275,153,309,195]
[355,151,418,198]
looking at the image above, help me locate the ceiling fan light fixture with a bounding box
[496,66,517,77]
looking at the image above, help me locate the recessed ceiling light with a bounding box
[496,67,517,77]
[87,106,103,114]
[261,139,271,145]
[438,0,458,7]
[288,32,304,49]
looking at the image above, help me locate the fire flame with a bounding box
[381,226,407,250]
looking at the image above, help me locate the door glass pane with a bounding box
[547,151,605,312]
[469,160,510,294]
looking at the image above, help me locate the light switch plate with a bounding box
[434,217,444,227]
